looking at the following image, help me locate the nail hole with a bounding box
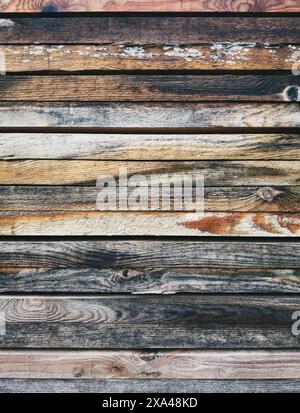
[284,85,300,102]
[41,5,58,12]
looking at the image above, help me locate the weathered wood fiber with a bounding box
[1,379,300,393]
[1,17,300,44]
[1,133,299,161]
[1,103,299,128]
[0,161,298,186]
[2,186,299,212]
[0,267,299,294]
[1,350,300,379]
[0,295,300,348]
[0,211,299,237]
[1,75,300,102]
[0,241,299,269]
[1,0,300,12]
[2,44,300,72]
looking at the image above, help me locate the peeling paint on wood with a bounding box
[0,211,299,237]
[1,44,300,71]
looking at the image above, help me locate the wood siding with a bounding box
[0,7,299,394]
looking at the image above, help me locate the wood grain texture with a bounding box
[1,0,300,12]
[0,267,299,294]
[0,211,299,237]
[1,17,300,44]
[0,295,300,348]
[1,350,300,379]
[1,241,299,269]
[0,161,298,186]
[1,103,300,128]
[2,379,300,393]
[2,186,299,212]
[1,75,300,102]
[1,133,299,161]
[2,44,300,72]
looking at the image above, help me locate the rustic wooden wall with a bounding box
[0,2,300,393]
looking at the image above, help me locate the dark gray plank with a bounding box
[1,379,300,393]
[1,268,300,294]
[0,241,299,269]
[0,295,300,348]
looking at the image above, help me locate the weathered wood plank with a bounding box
[1,103,299,128]
[1,133,300,161]
[0,241,299,269]
[2,186,299,212]
[0,267,299,294]
[1,17,300,44]
[0,296,300,348]
[2,378,300,393]
[2,44,300,72]
[0,211,299,237]
[1,75,300,102]
[1,350,300,379]
[1,0,300,12]
[0,161,298,186]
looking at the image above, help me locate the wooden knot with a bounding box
[256,187,282,202]
[284,85,300,102]
[41,4,58,12]
[72,367,85,378]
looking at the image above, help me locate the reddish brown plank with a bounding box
[1,0,300,12]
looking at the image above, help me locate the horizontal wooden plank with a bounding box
[2,379,300,393]
[1,0,300,12]
[0,267,299,294]
[1,17,300,44]
[1,75,300,102]
[0,241,299,269]
[0,161,298,186]
[1,350,300,379]
[2,44,300,72]
[2,186,299,212]
[1,133,299,161]
[1,103,299,128]
[0,211,299,237]
[0,296,300,348]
